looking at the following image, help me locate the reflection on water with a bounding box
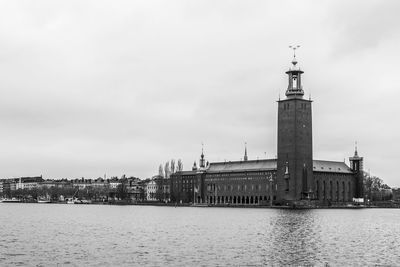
[267,210,320,265]
[0,204,399,266]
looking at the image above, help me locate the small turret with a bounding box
[349,142,364,198]
[349,142,363,173]
[192,161,197,171]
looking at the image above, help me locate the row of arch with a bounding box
[315,180,352,202]
[207,195,274,205]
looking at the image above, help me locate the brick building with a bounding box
[170,56,364,206]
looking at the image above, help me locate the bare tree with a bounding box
[170,159,176,174]
[177,159,183,171]
[164,161,170,179]
[158,164,164,178]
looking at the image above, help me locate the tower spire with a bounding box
[244,142,248,161]
[354,141,359,157]
[289,45,300,64]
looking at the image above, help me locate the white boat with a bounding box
[66,188,79,204]
[73,199,91,204]
[1,197,21,203]
[66,198,75,204]
[37,198,52,203]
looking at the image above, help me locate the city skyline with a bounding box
[0,1,399,186]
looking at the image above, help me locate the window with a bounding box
[293,76,297,89]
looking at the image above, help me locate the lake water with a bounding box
[0,204,399,266]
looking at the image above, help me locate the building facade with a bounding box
[170,56,364,206]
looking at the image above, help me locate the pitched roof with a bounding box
[178,170,198,175]
[313,160,353,174]
[174,159,353,175]
[207,159,277,173]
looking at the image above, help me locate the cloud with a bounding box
[0,0,399,186]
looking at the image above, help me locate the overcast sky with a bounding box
[1,0,399,186]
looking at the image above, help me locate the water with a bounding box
[0,204,399,266]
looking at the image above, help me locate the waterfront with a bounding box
[1,205,400,266]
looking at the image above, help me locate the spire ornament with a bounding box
[289,45,300,65]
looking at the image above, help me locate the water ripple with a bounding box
[0,204,400,266]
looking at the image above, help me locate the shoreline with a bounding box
[1,201,399,209]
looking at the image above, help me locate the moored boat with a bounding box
[66,198,75,204]
[37,198,52,203]
[1,197,21,203]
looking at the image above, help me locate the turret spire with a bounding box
[354,141,359,157]
[200,142,205,168]
[244,142,248,161]
[289,45,300,64]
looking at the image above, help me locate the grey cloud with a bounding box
[0,0,399,186]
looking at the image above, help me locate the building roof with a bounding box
[313,160,353,174]
[179,170,198,175]
[174,159,353,176]
[207,159,277,173]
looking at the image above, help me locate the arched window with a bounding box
[342,181,345,202]
[336,181,339,201]
[348,181,352,200]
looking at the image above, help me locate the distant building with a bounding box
[145,176,170,202]
[14,176,44,191]
[146,179,157,201]
[171,57,364,206]
[109,177,121,189]
[392,188,400,202]
[126,177,142,201]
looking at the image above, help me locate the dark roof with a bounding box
[178,170,198,175]
[207,159,277,173]
[14,176,44,183]
[313,160,353,174]
[175,159,353,175]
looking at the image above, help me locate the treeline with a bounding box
[158,159,183,178]
[364,173,392,201]
[2,182,145,202]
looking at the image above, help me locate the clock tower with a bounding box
[276,52,313,202]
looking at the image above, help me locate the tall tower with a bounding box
[349,143,364,198]
[276,50,313,202]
